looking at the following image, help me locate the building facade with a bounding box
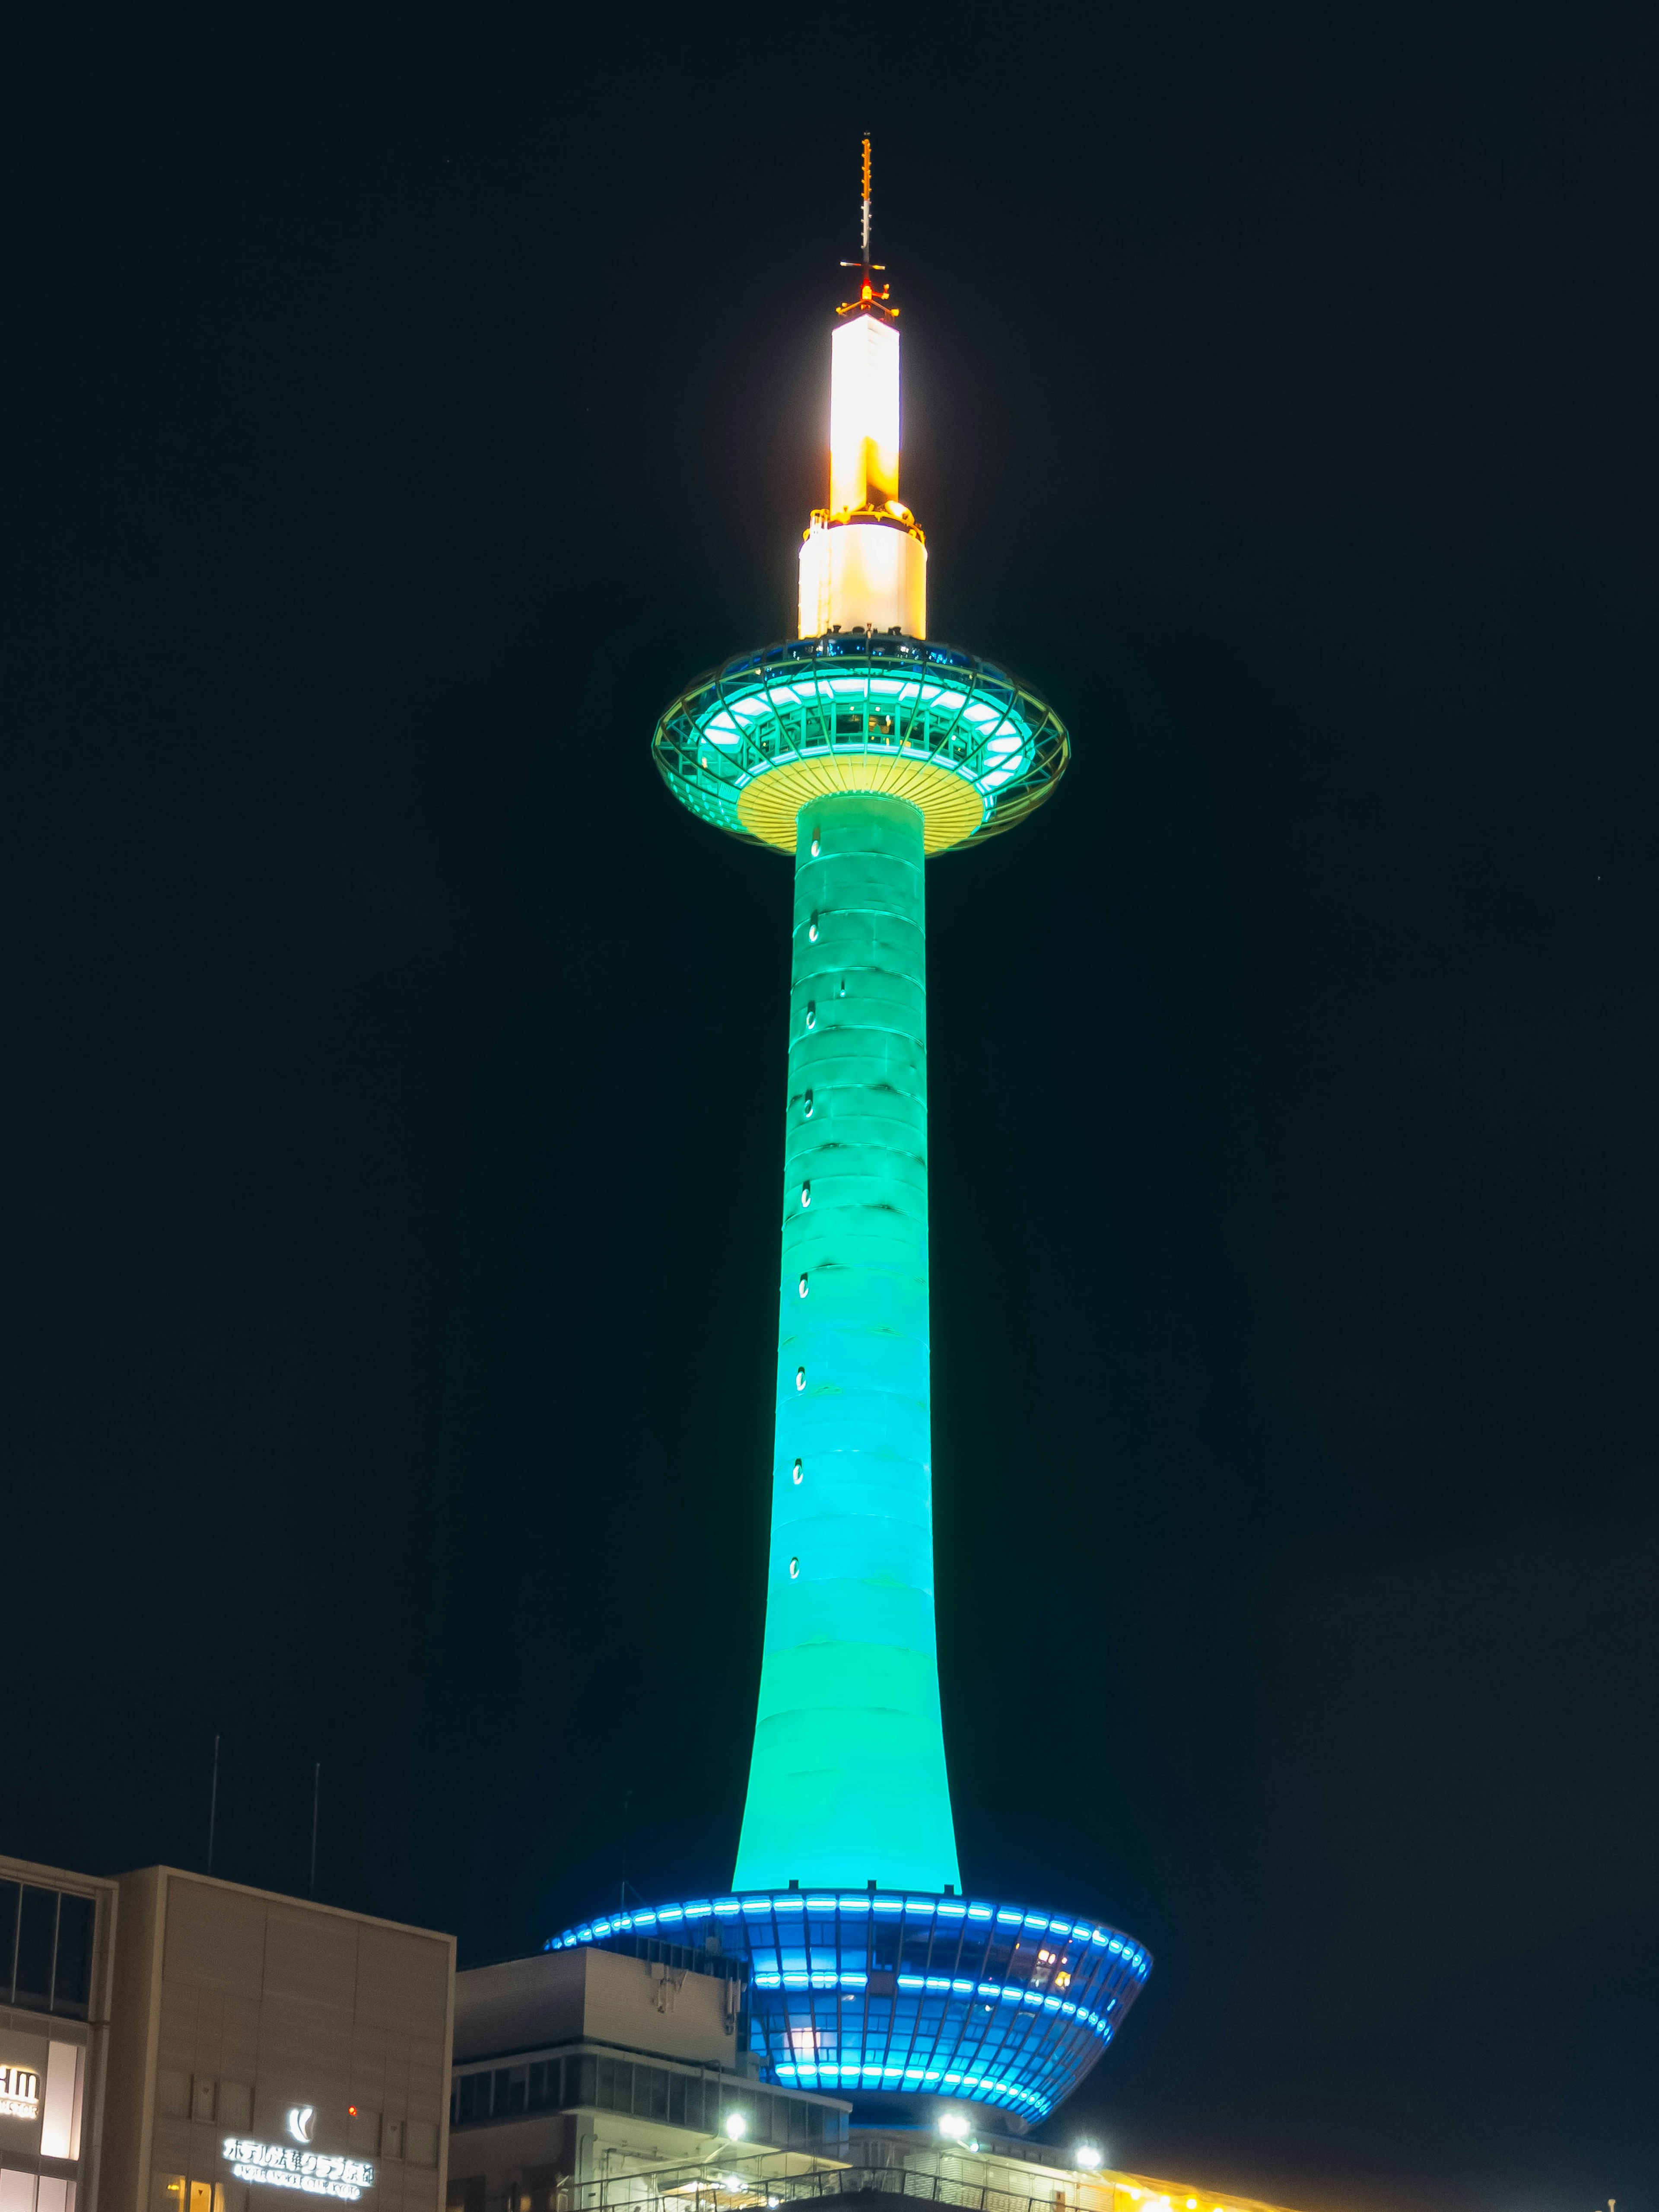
[99,1869,454,2212]
[445,1944,849,2212]
[0,1855,120,2212]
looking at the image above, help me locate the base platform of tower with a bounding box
[546,1892,1149,2128]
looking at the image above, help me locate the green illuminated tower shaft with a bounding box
[732,791,960,1894]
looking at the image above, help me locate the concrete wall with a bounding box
[455,1954,734,2074]
[101,1871,454,2212]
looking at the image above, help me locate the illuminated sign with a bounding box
[0,2066,40,2122]
[222,2139,374,2201]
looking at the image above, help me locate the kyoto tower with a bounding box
[548,145,1150,2130]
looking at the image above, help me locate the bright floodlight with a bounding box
[1075,2147,1103,2171]
[938,2114,970,2141]
[722,2113,747,2142]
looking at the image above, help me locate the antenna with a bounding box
[207,1733,221,1876]
[861,132,872,273]
[839,135,890,315]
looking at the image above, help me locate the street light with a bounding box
[723,2113,748,2141]
[1074,2148,1103,2172]
[938,2116,970,2142]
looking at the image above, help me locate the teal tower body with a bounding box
[548,156,1151,2129]
[734,792,957,1894]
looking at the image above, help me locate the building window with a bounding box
[0,1884,95,2019]
[450,2052,834,2152]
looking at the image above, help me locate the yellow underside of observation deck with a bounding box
[735,754,986,855]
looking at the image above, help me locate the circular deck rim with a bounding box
[651,636,1070,857]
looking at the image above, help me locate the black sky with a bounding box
[7,7,1659,2210]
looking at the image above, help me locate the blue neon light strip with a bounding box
[549,1894,1149,1980]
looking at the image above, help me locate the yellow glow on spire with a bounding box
[829,313,901,515]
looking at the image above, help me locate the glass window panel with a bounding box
[567,2056,595,2108]
[15,1888,58,2007]
[52,1896,94,2015]
[492,2071,511,2115]
[0,1883,19,2002]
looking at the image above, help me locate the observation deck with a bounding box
[651,636,1069,857]
[547,1890,1150,2127]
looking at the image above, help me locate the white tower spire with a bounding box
[798,137,928,639]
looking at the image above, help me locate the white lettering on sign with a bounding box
[0,2066,41,2120]
[222,2139,374,2202]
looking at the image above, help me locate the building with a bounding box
[443,1950,1301,2212]
[445,1942,849,2212]
[0,1854,120,2212]
[4,1859,457,2212]
[558,2124,1313,2212]
[550,138,1148,2137]
[95,1867,454,2212]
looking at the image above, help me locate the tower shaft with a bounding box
[733,791,960,1894]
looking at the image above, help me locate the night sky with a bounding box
[8,9,1658,2210]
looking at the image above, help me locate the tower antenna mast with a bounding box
[860,132,872,282]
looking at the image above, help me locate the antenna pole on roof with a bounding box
[207,1733,220,1877]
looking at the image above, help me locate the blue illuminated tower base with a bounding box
[548,1890,1148,2128]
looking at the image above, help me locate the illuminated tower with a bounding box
[548,145,1150,2130]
